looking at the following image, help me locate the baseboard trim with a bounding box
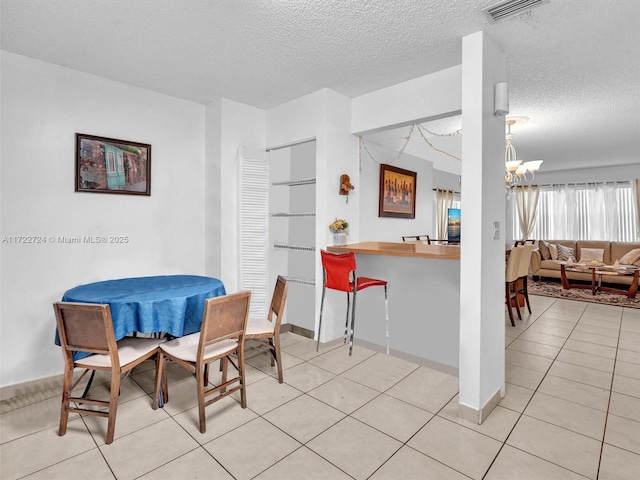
[0,373,65,414]
[457,387,502,425]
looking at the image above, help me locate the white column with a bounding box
[458,31,507,423]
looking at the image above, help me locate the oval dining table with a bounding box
[56,275,226,360]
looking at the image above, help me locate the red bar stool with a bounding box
[316,249,389,356]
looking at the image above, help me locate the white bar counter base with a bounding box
[326,241,461,373]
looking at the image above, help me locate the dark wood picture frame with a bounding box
[378,164,417,218]
[75,133,151,196]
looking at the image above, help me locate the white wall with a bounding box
[532,164,640,184]
[0,52,206,387]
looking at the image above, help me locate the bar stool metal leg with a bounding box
[344,293,351,344]
[348,287,358,356]
[384,285,389,355]
[316,284,327,352]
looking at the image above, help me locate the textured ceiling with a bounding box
[2,0,639,174]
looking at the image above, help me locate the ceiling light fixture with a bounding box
[504,116,542,185]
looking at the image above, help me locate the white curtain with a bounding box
[634,179,640,239]
[515,185,540,240]
[436,189,454,239]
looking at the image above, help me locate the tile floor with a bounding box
[1,295,640,479]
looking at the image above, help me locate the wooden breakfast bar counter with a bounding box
[326,241,461,371]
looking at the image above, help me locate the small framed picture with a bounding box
[75,133,151,196]
[378,164,417,218]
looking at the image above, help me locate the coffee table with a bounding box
[560,262,639,298]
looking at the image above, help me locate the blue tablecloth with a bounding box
[57,275,226,358]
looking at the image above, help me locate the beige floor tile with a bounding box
[84,394,170,445]
[484,444,586,480]
[619,338,640,353]
[563,339,617,359]
[578,315,621,328]
[386,366,458,414]
[282,362,336,392]
[246,350,304,377]
[604,413,640,455]
[598,443,640,480]
[205,417,300,480]
[518,331,567,347]
[351,393,433,442]
[0,420,93,479]
[369,445,469,480]
[308,343,377,375]
[609,392,640,423]
[573,323,620,338]
[99,418,199,480]
[616,360,640,380]
[538,374,610,411]
[533,316,578,330]
[254,446,352,480]
[621,317,640,334]
[612,373,640,398]
[616,348,640,365]
[617,329,640,342]
[307,417,401,480]
[263,394,345,443]
[547,361,613,389]
[512,335,570,357]
[524,391,606,440]
[505,364,546,390]
[540,308,584,321]
[438,399,520,442]
[0,395,75,444]
[556,348,616,373]
[283,337,342,361]
[172,394,258,444]
[499,382,535,413]
[340,352,419,392]
[234,376,302,415]
[408,416,502,480]
[569,331,618,348]
[505,349,553,373]
[525,323,573,338]
[507,415,601,479]
[138,447,234,479]
[307,376,379,414]
[22,447,114,480]
[159,376,199,416]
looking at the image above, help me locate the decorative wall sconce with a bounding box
[339,174,354,202]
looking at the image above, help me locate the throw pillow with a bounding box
[548,243,558,260]
[556,244,577,262]
[539,240,551,260]
[619,248,640,266]
[580,248,604,263]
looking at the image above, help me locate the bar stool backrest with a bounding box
[320,250,356,292]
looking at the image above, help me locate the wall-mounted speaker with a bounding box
[494,82,509,116]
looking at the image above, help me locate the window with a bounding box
[511,182,637,241]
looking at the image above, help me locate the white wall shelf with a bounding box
[273,242,315,252]
[272,178,316,187]
[270,212,315,217]
[282,275,315,286]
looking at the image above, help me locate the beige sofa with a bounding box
[530,240,640,286]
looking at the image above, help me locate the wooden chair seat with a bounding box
[75,337,161,368]
[159,334,238,363]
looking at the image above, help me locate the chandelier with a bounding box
[504,116,543,185]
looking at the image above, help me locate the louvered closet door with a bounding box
[239,151,269,318]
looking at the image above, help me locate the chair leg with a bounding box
[513,283,522,321]
[153,351,165,410]
[348,289,358,356]
[505,282,515,327]
[203,364,210,386]
[316,286,327,352]
[344,292,351,344]
[196,363,206,434]
[384,285,389,355]
[269,338,275,367]
[58,364,74,437]
[105,370,120,444]
[238,345,247,408]
[273,334,283,384]
[523,277,532,314]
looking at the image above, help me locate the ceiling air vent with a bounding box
[483,0,549,22]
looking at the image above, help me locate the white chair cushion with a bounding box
[159,332,238,363]
[246,318,274,336]
[76,337,163,368]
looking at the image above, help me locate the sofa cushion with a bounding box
[620,248,640,266]
[549,243,558,260]
[539,240,551,260]
[577,241,611,264]
[612,242,640,263]
[579,248,604,263]
[556,244,577,262]
[540,259,562,270]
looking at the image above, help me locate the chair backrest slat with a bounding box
[54,302,114,356]
[517,244,536,277]
[268,276,289,329]
[199,291,251,348]
[506,246,523,282]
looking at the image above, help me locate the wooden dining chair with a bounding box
[505,246,524,326]
[317,250,389,356]
[516,243,536,315]
[153,291,251,434]
[54,302,163,444]
[245,276,289,383]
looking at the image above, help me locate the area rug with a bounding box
[528,278,640,309]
